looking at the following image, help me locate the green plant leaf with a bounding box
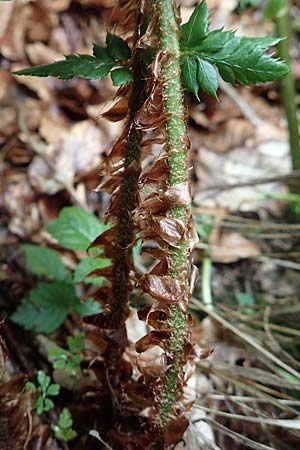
[181,29,289,92]
[47,207,110,251]
[47,384,60,396]
[181,1,209,48]
[54,408,77,442]
[11,282,77,334]
[111,67,133,86]
[73,297,101,316]
[25,381,36,391]
[67,333,84,353]
[264,0,286,20]
[236,292,255,315]
[180,1,290,96]
[37,370,51,392]
[58,408,73,429]
[55,427,77,442]
[74,254,111,284]
[43,398,55,412]
[36,397,44,415]
[197,58,219,97]
[13,55,114,80]
[106,32,131,60]
[182,56,199,99]
[92,43,111,62]
[22,245,70,281]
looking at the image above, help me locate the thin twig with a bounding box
[196,171,300,193]
[89,430,116,450]
[23,410,33,450]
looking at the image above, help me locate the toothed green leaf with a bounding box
[181,9,290,97]
[92,43,111,62]
[73,297,101,316]
[47,207,110,251]
[111,67,133,86]
[74,254,111,284]
[106,33,131,60]
[22,245,70,281]
[182,56,199,99]
[197,57,219,97]
[11,282,76,334]
[13,55,114,80]
[181,1,209,48]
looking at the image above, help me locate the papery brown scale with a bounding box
[81,288,112,308]
[88,228,116,252]
[185,342,214,361]
[95,175,124,195]
[135,82,166,130]
[104,325,130,346]
[85,328,108,354]
[101,95,131,122]
[125,383,155,407]
[164,182,192,207]
[138,306,172,331]
[142,275,186,304]
[146,308,170,330]
[83,313,115,330]
[162,415,189,446]
[187,218,199,252]
[88,266,113,279]
[137,193,173,215]
[0,376,35,450]
[137,354,169,379]
[135,330,171,353]
[149,258,170,276]
[150,216,185,247]
[0,327,8,363]
[140,157,169,187]
[189,263,199,296]
[107,191,122,218]
[118,0,141,32]
[139,14,159,49]
[108,428,151,450]
[141,137,165,147]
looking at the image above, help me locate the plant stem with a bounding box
[275,4,300,181]
[156,0,191,427]
[202,255,213,310]
[107,5,148,376]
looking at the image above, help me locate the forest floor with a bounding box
[1,1,300,449]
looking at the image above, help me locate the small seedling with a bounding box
[26,370,60,415]
[54,408,77,442]
[50,333,84,377]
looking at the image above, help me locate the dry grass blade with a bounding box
[190,299,300,380]
[195,405,300,430]
[199,362,299,414]
[208,395,300,406]
[205,418,278,450]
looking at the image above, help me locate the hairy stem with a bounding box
[156,0,191,427]
[275,4,300,181]
[109,8,148,364]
